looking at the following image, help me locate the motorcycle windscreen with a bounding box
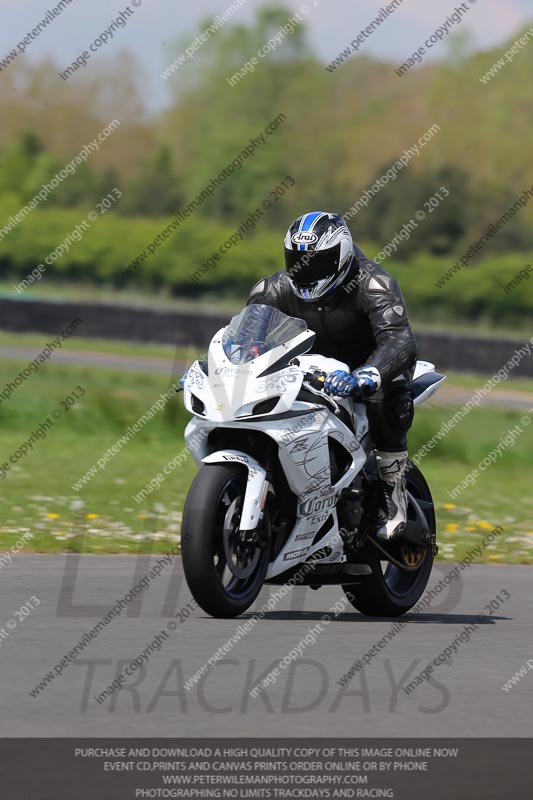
[222,304,307,364]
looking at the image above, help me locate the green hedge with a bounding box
[0,198,531,327]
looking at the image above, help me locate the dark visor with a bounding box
[284,244,341,286]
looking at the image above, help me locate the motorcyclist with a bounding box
[246,211,418,540]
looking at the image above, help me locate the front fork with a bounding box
[202,449,269,532]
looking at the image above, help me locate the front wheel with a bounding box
[181,463,270,618]
[343,461,435,617]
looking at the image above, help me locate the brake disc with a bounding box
[222,497,260,579]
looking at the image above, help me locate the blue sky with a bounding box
[1,0,532,109]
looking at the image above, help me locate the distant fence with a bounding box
[0,297,532,377]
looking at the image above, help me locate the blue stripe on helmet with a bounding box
[298,211,324,251]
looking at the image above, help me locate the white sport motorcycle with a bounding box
[180,304,445,619]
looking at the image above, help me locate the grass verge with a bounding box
[0,347,531,561]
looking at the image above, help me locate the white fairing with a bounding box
[182,307,444,579]
[412,360,447,406]
[184,329,310,423]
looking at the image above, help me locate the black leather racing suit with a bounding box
[246,246,418,451]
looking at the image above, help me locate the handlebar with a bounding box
[303,369,369,401]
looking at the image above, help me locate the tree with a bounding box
[0,131,43,195]
[119,145,182,216]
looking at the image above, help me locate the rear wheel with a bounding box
[181,463,270,618]
[343,462,435,617]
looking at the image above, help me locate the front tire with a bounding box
[181,463,270,618]
[343,462,435,617]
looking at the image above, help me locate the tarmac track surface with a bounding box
[1,556,531,737]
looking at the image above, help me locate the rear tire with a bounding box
[181,463,270,618]
[343,461,435,617]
